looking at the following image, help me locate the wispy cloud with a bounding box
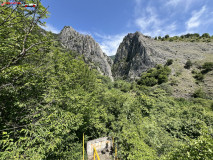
[165,0,198,12]
[166,0,182,7]
[94,33,126,56]
[134,4,177,37]
[41,23,60,34]
[185,6,206,31]
[76,30,92,36]
[132,0,213,37]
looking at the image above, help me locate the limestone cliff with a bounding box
[113,31,213,80]
[59,26,113,80]
[113,31,213,98]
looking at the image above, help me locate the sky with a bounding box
[41,0,213,56]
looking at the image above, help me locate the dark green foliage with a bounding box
[184,60,192,69]
[202,62,213,73]
[193,88,206,98]
[157,33,212,42]
[165,59,173,66]
[194,72,204,81]
[202,33,211,38]
[167,131,213,160]
[165,34,169,39]
[138,65,171,86]
[114,80,131,92]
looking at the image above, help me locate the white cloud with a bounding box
[41,23,60,34]
[165,0,197,11]
[186,6,206,31]
[166,0,182,7]
[94,33,126,56]
[134,5,177,37]
[76,30,92,36]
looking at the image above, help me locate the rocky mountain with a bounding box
[59,26,113,80]
[113,31,213,79]
[113,31,213,98]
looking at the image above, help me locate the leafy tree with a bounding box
[202,33,211,38]
[167,131,213,160]
[165,34,170,39]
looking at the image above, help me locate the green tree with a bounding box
[202,33,210,38]
[165,34,170,39]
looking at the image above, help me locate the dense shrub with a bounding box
[165,59,173,66]
[194,72,204,81]
[193,88,206,98]
[114,80,131,92]
[202,62,213,73]
[165,34,169,39]
[138,65,171,86]
[184,60,192,69]
[202,33,211,38]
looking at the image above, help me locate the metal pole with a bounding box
[83,133,84,160]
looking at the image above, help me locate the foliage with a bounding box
[193,88,206,98]
[157,33,212,42]
[138,65,171,86]
[202,33,211,38]
[165,59,173,66]
[165,35,169,39]
[184,60,192,69]
[194,72,204,81]
[202,62,213,73]
[0,2,213,160]
[166,130,213,160]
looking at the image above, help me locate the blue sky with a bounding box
[41,0,213,56]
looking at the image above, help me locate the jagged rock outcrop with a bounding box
[59,26,113,80]
[113,31,213,80]
[113,31,213,98]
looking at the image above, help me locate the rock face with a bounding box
[113,31,213,80]
[59,26,113,80]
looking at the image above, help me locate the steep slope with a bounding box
[113,31,213,98]
[59,26,113,80]
[113,32,213,79]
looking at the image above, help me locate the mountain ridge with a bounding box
[59,26,114,81]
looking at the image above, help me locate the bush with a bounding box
[202,33,210,38]
[202,62,213,73]
[114,80,131,92]
[194,72,204,81]
[138,65,171,86]
[165,35,169,39]
[193,88,206,98]
[184,60,192,69]
[165,59,173,66]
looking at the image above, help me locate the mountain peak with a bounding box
[59,26,114,81]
